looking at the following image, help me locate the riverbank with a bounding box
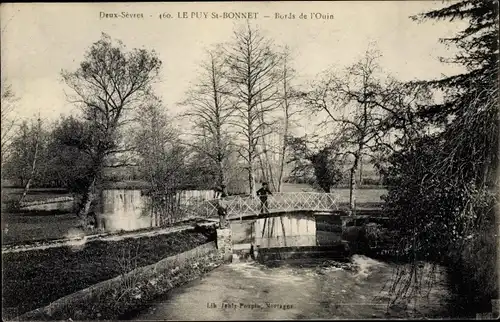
[126,255,452,320]
[2,226,216,319]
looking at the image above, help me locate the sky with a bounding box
[1,1,467,128]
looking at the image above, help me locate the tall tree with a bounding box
[225,23,283,195]
[256,46,302,192]
[134,100,186,225]
[306,47,387,214]
[180,47,234,189]
[18,116,44,203]
[45,116,94,192]
[2,117,48,190]
[61,33,161,224]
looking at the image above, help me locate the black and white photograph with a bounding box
[1,1,499,320]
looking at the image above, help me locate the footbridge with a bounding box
[160,191,390,263]
[183,192,341,220]
[178,192,390,263]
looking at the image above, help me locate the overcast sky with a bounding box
[1,1,466,128]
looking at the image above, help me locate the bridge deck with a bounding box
[226,207,385,221]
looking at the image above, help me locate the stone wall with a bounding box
[17,242,222,321]
[216,228,233,262]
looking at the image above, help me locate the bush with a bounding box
[446,205,498,317]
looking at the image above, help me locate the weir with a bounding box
[101,189,150,231]
[227,212,364,262]
[99,188,217,232]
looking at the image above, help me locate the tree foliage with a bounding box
[61,33,162,221]
[49,116,101,193]
[1,82,18,167]
[133,101,188,225]
[287,135,344,192]
[180,47,234,188]
[306,48,391,212]
[225,23,284,195]
[383,0,498,313]
[3,117,48,189]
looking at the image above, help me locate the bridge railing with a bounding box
[176,192,339,219]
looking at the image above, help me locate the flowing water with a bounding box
[129,255,451,320]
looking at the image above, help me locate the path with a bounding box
[1,219,217,254]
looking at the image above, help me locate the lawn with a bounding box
[330,188,386,205]
[2,212,81,245]
[267,183,387,206]
[1,227,216,319]
[1,187,72,204]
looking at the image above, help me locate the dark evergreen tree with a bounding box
[383,0,498,315]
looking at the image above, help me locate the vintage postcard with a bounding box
[1,1,499,321]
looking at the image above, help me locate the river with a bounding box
[128,255,451,320]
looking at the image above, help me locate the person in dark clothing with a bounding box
[217,199,228,229]
[256,182,272,214]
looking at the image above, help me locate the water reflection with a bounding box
[130,255,450,320]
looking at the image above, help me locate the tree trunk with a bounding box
[248,138,256,195]
[77,176,96,227]
[248,164,256,196]
[264,146,277,192]
[258,106,277,192]
[218,159,225,188]
[349,153,360,216]
[258,151,268,184]
[77,151,104,228]
[277,128,288,192]
[278,50,291,193]
[359,155,363,187]
[19,135,40,204]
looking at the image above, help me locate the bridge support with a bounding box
[216,228,233,263]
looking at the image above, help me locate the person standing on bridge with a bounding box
[214,185,228,228]
[256,182,272,214]
[217,199,228,229]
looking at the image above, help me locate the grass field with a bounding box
[2,228,215,319]
[279,183,387,204]
[1,212,81,245]
[1,187,71,204]
[1,187,79,245]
